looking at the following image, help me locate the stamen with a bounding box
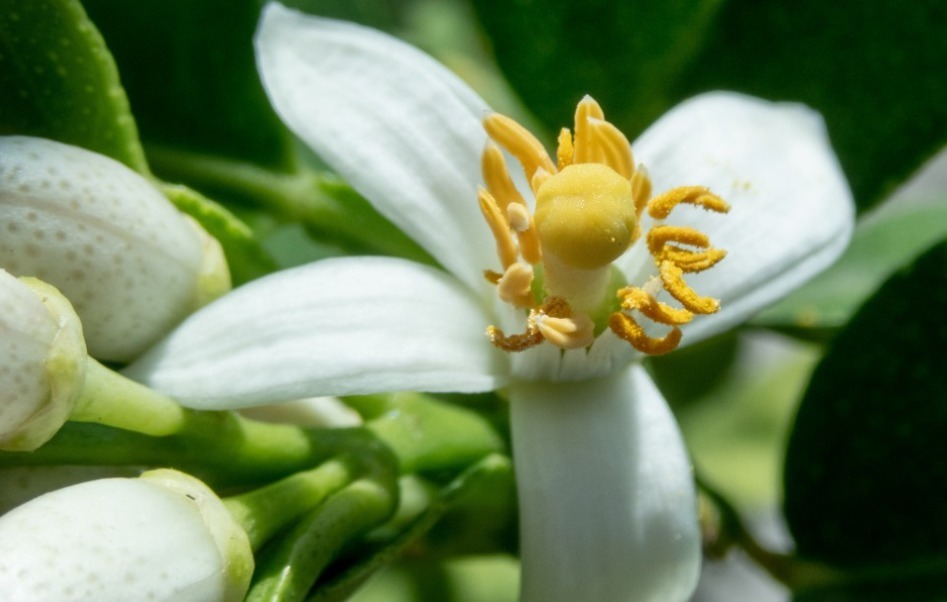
[482,143,527,211]
[648,186,730,219]
[478,187,518,269]
[497,262,535,308]
[573,96,605,164]
[487,325,543,352]
[631,164,652,218]
[588,118,634,179]
[508,203,542,265]
[484,113,557,181]
[557,128,574,170]
[531,168,552,195]
[609,312,682,355]
[484,269,502,284]
[660,248,727,273]
[617,286,694,326]
[659,260,720,314]
[647,225,710,257]
[536,313,595,350]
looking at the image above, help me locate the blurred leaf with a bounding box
[756,199,947,331]
[0,0,147,172]
[471,0,947,210]
[80,0,292,168]
[793,570,947,602]
[783,240,947,568]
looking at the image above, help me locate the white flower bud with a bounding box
[0,468,253,602]
[0,136,230,361]
[0,269,86,451]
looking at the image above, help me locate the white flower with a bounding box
[0,136,230,361]
[125,4,855,601]
[0,469,253,602]
[0,269,85,452]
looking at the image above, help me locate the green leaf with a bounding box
[0,0,147,172]
[80,0,293,168]
[783,240,947,569]
[756,199,947,332]
[471,0,947,210]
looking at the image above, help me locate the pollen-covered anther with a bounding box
[660,260,720,315]
[497,262,535,308]
[609,312,682,356]
[535,312,595,350]
[647,186,730,219]
[661,247,727,274]
[617,286,694,326]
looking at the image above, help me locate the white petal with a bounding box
[124,257,507,408]
[0,136,210,361]
[255,3,495,290]
[509,364,700,602]
[626,92,855,344]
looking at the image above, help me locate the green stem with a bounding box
[246,477,398,602]
[146,145,434,264]
[224,455,361,552]
[69,359,187,436]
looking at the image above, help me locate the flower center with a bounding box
[479,96,730,356]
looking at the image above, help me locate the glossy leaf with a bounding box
[783,240,947,568]
[81,0,293,168]
[471,0,947,210]
[0,0,147,172]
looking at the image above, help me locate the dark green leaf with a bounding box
[471,0,947,210]
[0,0,147,172]
[80,0,293,168]
[783,240,947,567]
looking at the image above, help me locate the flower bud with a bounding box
[0,136,230,361]
[0,269,86,451]
[0,468,253,602]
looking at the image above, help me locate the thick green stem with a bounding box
[69,359,187,436]
[246,477,398,602]
[224,455,361,552]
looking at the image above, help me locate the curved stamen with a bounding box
[659,260,720,314]
[484,113,557,182]
[588,118,634,179]
[647,225,710,257]
[557,128,574,170]
[647,186,730,219]
[478,187,518,269]
[617,286,694,326]
[609,312,682,355]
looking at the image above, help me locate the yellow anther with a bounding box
[487,325,543,352]
[557,127,574,170]
[507,202,531,232]
[659,261,720,315]
[483,269,502,284]
[631,164,652,218]
[617,286,694,326]
[486,296,582,352]
[497,262,535,308]
[648,186,730,219]
[478,187,518,269]
[589,118,634,180]
[573,96,605,164]
[484,113,557,181]
[482,143,527,211]
[647,225,710,257]
[609,312,682,355]
[534,163,636,270]
[536,312,595,350]
[530,167,552,195]
[508,203,542,266]
[660,248,727,273]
